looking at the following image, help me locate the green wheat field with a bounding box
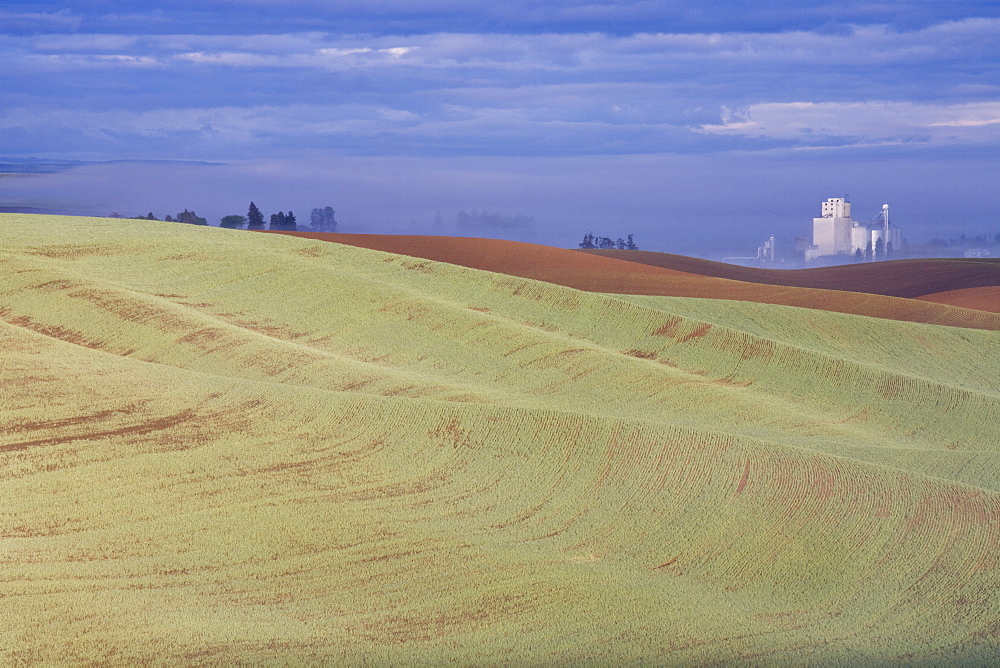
[2,213,998,664]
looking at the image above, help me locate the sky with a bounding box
[2,1,999,255]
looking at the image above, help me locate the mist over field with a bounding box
[3,151,997,255]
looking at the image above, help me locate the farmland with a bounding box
[918,286,1000,314]
[2,213,999,663]
[275,232,1000,330]
[583,248,1000,298]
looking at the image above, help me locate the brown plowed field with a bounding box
[917,286,1000,314]
[270,232,1000,331]
[583,250,1000,298]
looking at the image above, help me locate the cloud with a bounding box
[174,44,414,69]
[0,9,82,32]
[7,19,998,72]
[6,1,997,36]
[697,101,1000,148]
[27,53,163,69]
[2,9,998,161]
[0,103,439,160]
[28,33,140,51]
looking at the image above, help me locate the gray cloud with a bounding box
[8,1,998,35]
[3,20,998,160]
[0,9,82,31]
[698,101,1000,148]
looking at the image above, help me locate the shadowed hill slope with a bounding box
[583,249,1000,298]
[3,214,999,664]
[273,232,1000,331]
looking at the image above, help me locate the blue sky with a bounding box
[2,1,999,254]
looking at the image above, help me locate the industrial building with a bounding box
[807,197,902,261]
[757,234,776,264]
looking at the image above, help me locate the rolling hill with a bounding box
[2,214,999,664]
[583,248,1000,298]
[273,232,1000,331]
[918,286,1000,314]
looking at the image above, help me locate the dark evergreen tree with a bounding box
[875,237,885,259]
[247,202,265,230]
[269,211,286,230]
[220,214,246,229]
[626,234,638,250]
[615,237,626,250]
[285,211,297,231]
[579,232,595,249]
[854,248,863,261]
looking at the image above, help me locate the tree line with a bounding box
[126,203,338,232]
[854,238,893,261]
[456,209,534,229]
[128,209,208,225]
[578,232,638,250]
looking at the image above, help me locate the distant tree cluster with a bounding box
[128,209,206,225]
[269,210,297,231]
[122,201,340,233]
[310,206,337,232]
[174,209,208,225]
[457,210,534,228]
[220,202,336,231]
[578,232,638,250]
[895,232,1000,259]
[946,233,1000,247]
[220,214,246,229]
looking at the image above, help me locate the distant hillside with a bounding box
[583,248,1000,298]
[917,285,1000,313]
[3,214,999,664]
[273,232,1000,330]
